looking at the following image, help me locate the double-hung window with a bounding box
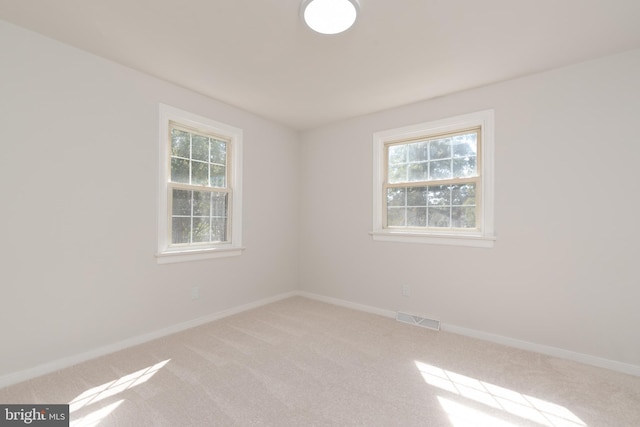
[157,105,243,263]
[372,110,495,247]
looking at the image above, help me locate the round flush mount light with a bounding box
[301,0,360,35]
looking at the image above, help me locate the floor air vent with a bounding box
[396,312,441,331]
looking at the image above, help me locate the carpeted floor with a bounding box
[1,296,639,426]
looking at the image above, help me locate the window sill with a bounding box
[156,246,245,264]
[369,230,495,248]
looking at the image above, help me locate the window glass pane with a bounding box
[387,207,406,226]
[171,129,190,158]
[452,206,476,228]
[428,207,450,227]
[211,218,227,242]
[407,141,429,162]
[429,159,452,180]
[171,191,229,244]
[387,188,406,207]
[429,138,451,160]
[388,165,407,183]
[211,192,228,243]
[172,189,191,215]
[388,145,406,165]
[210,165,226,188]
[452,133,477,158]
[171,158,190,184]
[192,217,211,243]
[193,191,211,216]
[407,162,429,182]
[210,139,227,165]
[172,217,191,244]
[191,161,209,186]
[386,185,475,229]
[451,184,476,206]
[453,157,477,178]
[407,187,427,206]
[407,207,426,227]
[428,185,451,206]
[211,192,227,217]
[191,135,209,162]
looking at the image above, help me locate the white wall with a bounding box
[299,48,640,368]
[0,21,299,378]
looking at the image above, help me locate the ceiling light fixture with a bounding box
[301,0,360,35]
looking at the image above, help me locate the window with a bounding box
[157,105,243,263]
[372,110,495,247]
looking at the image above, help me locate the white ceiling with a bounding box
[2,0,640,130]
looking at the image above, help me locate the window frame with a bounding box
[371,110,495,248]
[157,104,243,263]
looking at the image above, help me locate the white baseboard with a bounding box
[296,291,640,377]
[296,291,397,318]
[441,323,640,377]
[0,291,297,389]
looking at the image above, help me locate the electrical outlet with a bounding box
[191,286,200,300]
[402,284,411,297]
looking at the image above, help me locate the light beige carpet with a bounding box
[1,296,639,426]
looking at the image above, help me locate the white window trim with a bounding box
[371,110,496,248]
[157,104,244,263]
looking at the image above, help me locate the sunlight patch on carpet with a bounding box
[68,359,170,425]
[415,361,587,427]
[70,399,123,427]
